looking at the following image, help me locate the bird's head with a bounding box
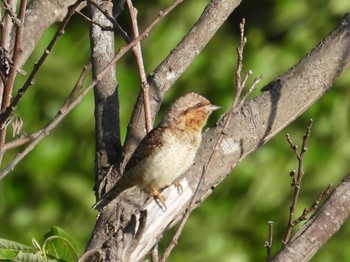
[161,92,220,132]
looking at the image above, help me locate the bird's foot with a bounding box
[150,187,167,211]
[173,181,183,194]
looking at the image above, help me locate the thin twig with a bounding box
[283,119,313,244]
[265,221,274,262]
[90,0,130,41]
[232,18,247,108]
[160,18,262,261]
[90,0,118,26]
[293,183,333,225]
[62,62,92,108]
[159,207,190,262]
[126,0,152,132]
[237,74,263,108]
[76,10,114,30]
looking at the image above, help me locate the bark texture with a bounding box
[86,0,122,256]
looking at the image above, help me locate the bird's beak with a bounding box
[207,104,221,112]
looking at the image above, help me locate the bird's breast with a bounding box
[133,129,201,189]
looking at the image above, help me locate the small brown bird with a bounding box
[92,92,220,210]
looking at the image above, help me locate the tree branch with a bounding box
[283,120,313,244]
[87,0,121,193]
[127,0,152,133]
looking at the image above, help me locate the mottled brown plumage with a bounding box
[92,92,219,210]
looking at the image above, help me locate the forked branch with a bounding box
[283,120,313,244]
[282,120,332,245]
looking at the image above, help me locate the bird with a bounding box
[92,92,220,210]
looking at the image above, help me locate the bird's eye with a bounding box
[194,102,202,108]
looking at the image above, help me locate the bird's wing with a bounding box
[125,127,164,171]
[92,127,165,210]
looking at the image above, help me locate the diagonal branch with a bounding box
[127,0,152,132]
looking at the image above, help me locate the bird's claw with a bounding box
[173,181,183,194]
[151,187,167,211]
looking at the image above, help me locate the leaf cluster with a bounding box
[0,226,78,262]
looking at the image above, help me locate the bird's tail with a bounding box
[92,178,132,210]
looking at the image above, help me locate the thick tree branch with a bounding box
[272,174,350,262]
[88,0,121,191]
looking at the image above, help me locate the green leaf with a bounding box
[0,248,17,259]
[11,251,46,262]
[42,227,79,262]
[31,238,41,252]
[0,239,35,253]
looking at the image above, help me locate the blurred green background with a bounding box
[1,0,350,261]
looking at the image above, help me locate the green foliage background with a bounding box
[1,0,350,261]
